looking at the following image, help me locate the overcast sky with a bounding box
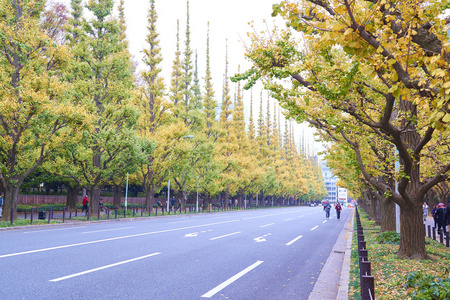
[58,0,324,155]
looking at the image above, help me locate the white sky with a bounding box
[58,0,324,155]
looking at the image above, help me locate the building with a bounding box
[321,161,347,204]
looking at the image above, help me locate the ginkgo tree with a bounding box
[0,1,83,222]
[234,0,450,259]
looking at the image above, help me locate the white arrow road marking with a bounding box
[254,233,271,243]
[201,261,264,298]
[184,230,213,238]
[185,232,199,237]
[50,252,161,282]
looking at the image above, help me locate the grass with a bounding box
[348,211,450,300]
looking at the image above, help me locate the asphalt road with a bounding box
[0,206,350,300]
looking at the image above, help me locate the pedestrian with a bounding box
[445,201,450,235]
[435,203,447,235]
[323,201,331,219]
[422,202,428,221]
[335,201,342,220]
[171,197,176,210]
[82,195,89,215]
[99,199,104,212]
[431,204,439,229]
[0,192,4,218]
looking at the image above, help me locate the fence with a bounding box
[424,224,450,247]
[17,195,148,206]
[355,207,375,300]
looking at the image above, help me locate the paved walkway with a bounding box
[308,209,354,300]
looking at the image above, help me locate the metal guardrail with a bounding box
[355,207,375,300]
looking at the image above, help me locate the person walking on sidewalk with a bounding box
[431,204,439,229]
[323,201,331,219]
[445,201,450,235]
[82,195,89,216]
[0,192,3,218]
[435,203,447,235]
[422,202,429,221]
[335,201,342,220]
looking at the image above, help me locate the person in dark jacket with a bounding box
[445,201,450,235]
[431,204,439,229]
[323,201,331,219]
[335,202,342,220]
[435,203,447,235]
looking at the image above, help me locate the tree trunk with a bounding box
[181,189,188,212]
[144,185,154,212]
[90,187,101,217]
[203,196,211,210]
[224,187,230,209]
[2,183,20,222]
[113,185,122,208]
[380,197,396,232]
[397,202,429,259]
[67,185,81,212]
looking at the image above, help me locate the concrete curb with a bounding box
[308,209,354,300]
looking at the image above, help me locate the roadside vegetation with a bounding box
[349,211,450,300]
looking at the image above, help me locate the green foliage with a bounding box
[404,271,450,300]
[376,231,400,245]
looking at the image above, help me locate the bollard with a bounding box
[361,275,375,300]
[30,207,34,225]
[10,208,13,226]
[115,208,118,219]
[133,207,135,217]
[162,207,164,216]
[427,225,431,238]
[98,207,100,220]
[87,206,90,221]
[63,207,65,223]
[141,206,143,217]
[360,260,372,277]
[124,208,126,218]
[69,210,72,220]
[75,208,77,217]
[48,208,51,224]
[24,210,27,220]
[446,234,449,247]
[359,249,368,259]
[358,234,365,244]
[432,227,436,240]
[107,207,110,219]
[358,240,367,251]
[439,231,444,244]
[358,249,369,259]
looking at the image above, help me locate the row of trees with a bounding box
[0,0,327,222]
[235,0,450,260]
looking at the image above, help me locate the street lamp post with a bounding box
[125,172,129,213]
[167,170,171,213]
[196,176,199,213]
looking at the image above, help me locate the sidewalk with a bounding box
[308,209,354,300]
